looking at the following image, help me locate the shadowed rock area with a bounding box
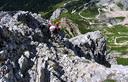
[69,31,111,67]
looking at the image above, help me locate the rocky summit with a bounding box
[0,11,128,82]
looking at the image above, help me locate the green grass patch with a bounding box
[76,20,93,34]
[81,6,98,18]
[62,27,73,38]
[110,46,128,54]
[104,79,116,82]
[39,0,69,18]
[116,36,128,43]
[103,25,128,54]
[61,12,93,34]
[64,0,87,12]
[39,10,54,19]
[117,57,128,65]
[115,16,125,20]
[105,25,128,34]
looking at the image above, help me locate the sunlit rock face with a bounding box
[69,31,111,67]
[0,11,128,82]
[0,11,50,82]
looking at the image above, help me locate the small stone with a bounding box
[24,51,30,58]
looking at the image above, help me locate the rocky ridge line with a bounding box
[0,11,128,82]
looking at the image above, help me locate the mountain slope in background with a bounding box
[45,0,128,65]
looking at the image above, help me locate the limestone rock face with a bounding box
[50,8,66,20]
[0,11,50,82]
[60,18,81,37]
[69,31,110,67]
[0,11,128,82]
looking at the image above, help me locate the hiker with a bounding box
[48,19,63,42]
[49,25,60,34]
[48,20,61,34]
[49,25,56,33]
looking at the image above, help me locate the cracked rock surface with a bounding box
[0,11,128,82]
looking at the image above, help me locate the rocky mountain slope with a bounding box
[46,0,128,63]
[0,11,128,82]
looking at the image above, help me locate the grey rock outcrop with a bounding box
[60,18,81,37]
[0,11,50,82]
[122,0,128,10]
[0,11,128,82]
[69,31,110,67]
[50,8,66,20]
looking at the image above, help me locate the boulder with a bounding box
[50,8,66,20]
[69,31,110,67]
